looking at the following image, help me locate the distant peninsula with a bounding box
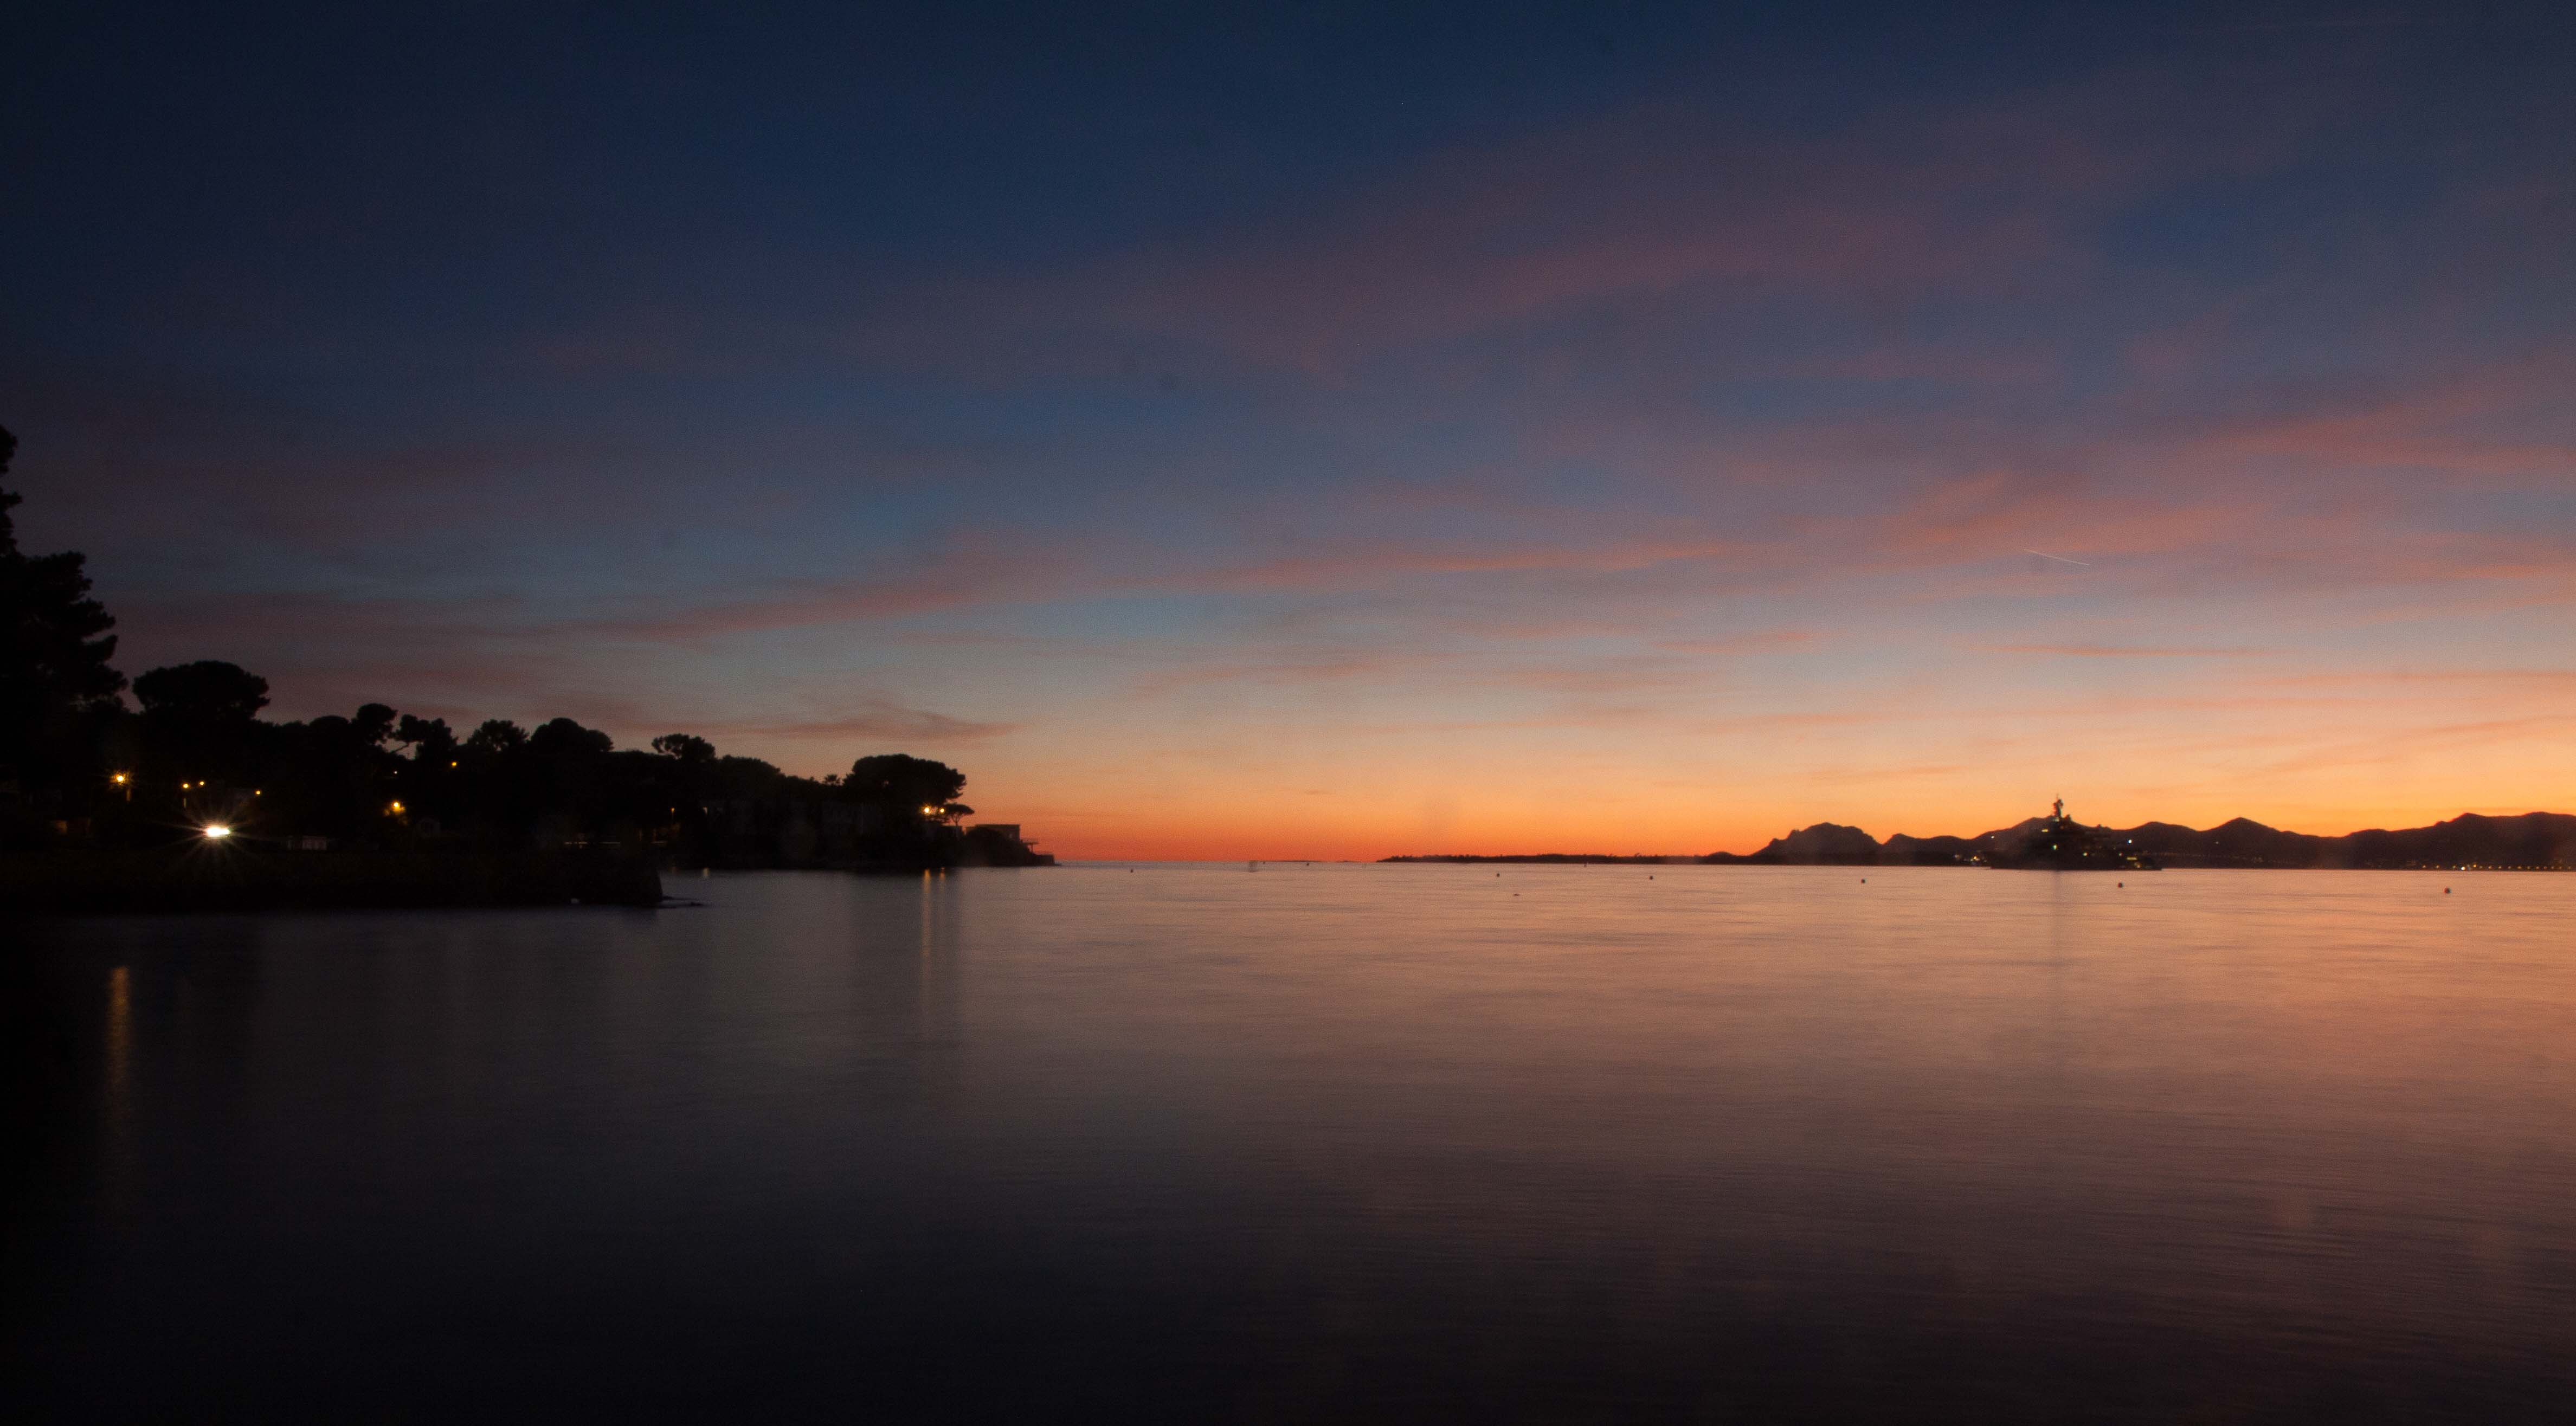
[0,424,1050,913]
[1386,807,2576,872]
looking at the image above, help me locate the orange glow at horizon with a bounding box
[24,13,2574,875]
[721,654,2576,862]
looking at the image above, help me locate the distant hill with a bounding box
[1387,811,2576,869]
[1744,822,1882,864]
[1702,811,2576,869]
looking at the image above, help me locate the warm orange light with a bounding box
[203,824,232,840]
[112,773,127,784]
[389,801,405,814]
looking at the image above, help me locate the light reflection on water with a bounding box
[9,866,2576,1421]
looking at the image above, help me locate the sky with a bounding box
[5,1,2573,859]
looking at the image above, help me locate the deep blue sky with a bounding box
[7,2,2573,854]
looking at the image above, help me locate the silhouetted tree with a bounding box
[0,457,1006,861]
[465,719,527,755]
[257,707,407,839]
[134,661,268,784]
[0,424,16,554]
[652,733,715,763]
[845,753,966,834]
[396,713,458,763]
[530,717,613,758]
[0,423,128,793]
[134,661,270,723]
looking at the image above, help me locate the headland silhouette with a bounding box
[1389,799,2576,872]
[0,424,1047,911]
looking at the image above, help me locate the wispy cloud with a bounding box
[703,702,1018,745]
[18,30,2572,851]
[1980,643,2272,659]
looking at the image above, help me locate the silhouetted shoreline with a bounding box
[1,427,1054,897]
[1387,810,2576,871]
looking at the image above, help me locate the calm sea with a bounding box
[8,866,2574,1421]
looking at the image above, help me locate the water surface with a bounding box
[9,866,2575,1421]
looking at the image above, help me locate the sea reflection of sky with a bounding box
[10,866,2574,1419]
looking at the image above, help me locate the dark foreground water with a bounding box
[7,866,2575,1422]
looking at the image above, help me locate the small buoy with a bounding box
[2445,887,2451,894]
[2117,881,2123,887]
[1648,874,1654,880]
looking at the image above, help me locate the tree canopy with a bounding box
[0,422,128,791]
[133,661,272,722]
[652,733,716,763]
[846,753,967,814]
[0,421,1015,863]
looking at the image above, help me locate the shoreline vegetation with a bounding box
[1386,806,2576,872]
[1,423,1049,914]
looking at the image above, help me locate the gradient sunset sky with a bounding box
[7,2,2572,858]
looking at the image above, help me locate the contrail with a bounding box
[2021,549,2091,567]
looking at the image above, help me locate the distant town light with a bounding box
[112,772,127,784]
[203,824,232,840]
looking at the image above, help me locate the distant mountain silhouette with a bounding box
[1390,809,2576,868]
[1699,810,2576,869]
[1737,822,1882,864]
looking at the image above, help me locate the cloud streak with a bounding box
[11,23,2573,854]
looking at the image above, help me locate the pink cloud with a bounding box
[1979,643,2273,658]
[700,702,1018,745]
[598,533,1088,641]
